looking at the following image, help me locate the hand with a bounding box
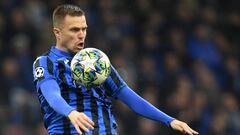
[170,119,199,135]
[68,110,95,135]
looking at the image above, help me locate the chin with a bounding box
[74,48,82,53]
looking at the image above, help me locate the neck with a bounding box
[52,44,74,58]
[55,42,67,52]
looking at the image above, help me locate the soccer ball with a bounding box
[70,48,111,88]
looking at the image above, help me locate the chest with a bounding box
[53,59,110,100]
[55,59,75,88]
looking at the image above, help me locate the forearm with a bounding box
[117,86,175,126]
[40,79,74,116]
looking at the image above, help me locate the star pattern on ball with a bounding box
[79,55,97,71]
[71,48,111,88]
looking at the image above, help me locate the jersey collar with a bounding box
[50,46,74,59]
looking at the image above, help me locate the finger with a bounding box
[83,114,95,126]
[76,120,90,133]
[82,116,95,128]
[179,124,186,133]
[78,116,94,129]
[183,129,192,135]
[186,126,199,135]
[81,118,94,130]
[73,123,82,135]
[190,128,199,134]
[182,124,193,135]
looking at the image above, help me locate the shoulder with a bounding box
[33,56,53,67]
[32,51,57,75]
[33,50,58,67]
[32,55,56,82]
[33,50,55,64]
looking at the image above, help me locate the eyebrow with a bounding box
[69,26,87,30]
[70,26,87,29]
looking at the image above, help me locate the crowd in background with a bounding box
[0,0,239,135]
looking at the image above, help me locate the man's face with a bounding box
[54,15,87,54]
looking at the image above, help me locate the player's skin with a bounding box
[53,15,199,135]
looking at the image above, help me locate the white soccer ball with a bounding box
[70,48,111,88]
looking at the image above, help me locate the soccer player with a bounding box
[33,4,199,135]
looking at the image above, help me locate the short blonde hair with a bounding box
[52,4,85,27]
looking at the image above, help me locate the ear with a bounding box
[53,27,61,40]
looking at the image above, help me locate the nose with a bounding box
[77,31,85,39]
[78,30,86,38]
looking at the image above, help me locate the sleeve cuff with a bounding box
[166,117,175,127]
[64,107,75,117]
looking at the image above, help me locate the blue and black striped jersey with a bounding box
[33,46,126,135]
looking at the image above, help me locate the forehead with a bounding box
[62,15,87,28]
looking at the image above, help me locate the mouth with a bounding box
[76,42,84,50]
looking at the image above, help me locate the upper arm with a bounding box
[33,56,56,90]
[103,65,127,98]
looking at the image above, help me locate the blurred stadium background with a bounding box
[0,0,239,135]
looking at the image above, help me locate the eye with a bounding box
[69,27,87,33]
[82,27,87,32]
[70,27,80,32]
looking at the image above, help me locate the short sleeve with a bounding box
[103,65,127,98]
[33,56,56,89]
